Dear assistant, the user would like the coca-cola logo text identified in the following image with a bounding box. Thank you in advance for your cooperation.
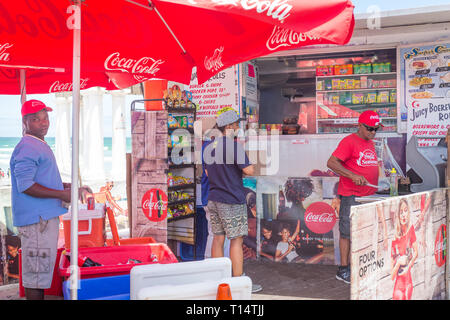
[0,1,68,39]
[304,202,336,234]
[266,26,320,51]
[187,0,292,22]
[0,43,12,62]
[204,46,224,72]
[141,188,168,222]
[142,199,166,211]
[434,224,446,267]
[356,149,378,167]
[49,78,89,93]
[104,52,164,76]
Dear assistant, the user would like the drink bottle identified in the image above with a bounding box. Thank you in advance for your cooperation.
[63,250,102,267]
[389,168,398,196]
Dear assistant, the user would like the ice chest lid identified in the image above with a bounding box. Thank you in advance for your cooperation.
[62,203,105,221]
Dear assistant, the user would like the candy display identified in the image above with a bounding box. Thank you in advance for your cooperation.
[316,62,392,77]
[168,114,194,129]
[169,133,191,148]
[167,173,193,187]
[316,59,396,134]
[163,85,196,110]
[168,191,193,202]
[166,94,197,222]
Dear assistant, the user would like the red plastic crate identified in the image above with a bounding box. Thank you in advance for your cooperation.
[19,247,64,297]
[58,243,178,280]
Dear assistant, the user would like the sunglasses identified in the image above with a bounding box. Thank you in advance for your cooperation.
[362,124,380,132]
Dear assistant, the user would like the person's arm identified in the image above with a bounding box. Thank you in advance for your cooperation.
[23,183,71,203]
[327,155,369,186]
[290,220,300,241]
[242,164,255,176]
[13,148,71,203]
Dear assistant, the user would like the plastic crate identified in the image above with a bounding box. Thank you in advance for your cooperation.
[58,243,177,280]
[19,247,64,298]
[105,237,156,246]
[62,274,130,300]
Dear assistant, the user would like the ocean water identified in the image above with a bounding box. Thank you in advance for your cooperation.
[0,136,132,183]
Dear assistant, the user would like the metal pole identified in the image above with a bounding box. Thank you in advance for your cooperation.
[70,1,81,300]
[20,69,26,137]
[19,69,26,105]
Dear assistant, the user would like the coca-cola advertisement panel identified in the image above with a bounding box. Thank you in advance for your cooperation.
[243,176,340,265]
[350,188,448,300]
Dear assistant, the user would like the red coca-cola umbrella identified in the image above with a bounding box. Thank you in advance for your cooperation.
[1,0,354,88]
[0,0,354,300]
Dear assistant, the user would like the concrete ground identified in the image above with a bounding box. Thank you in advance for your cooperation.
[0,260,349,300]
[244,259,350,300]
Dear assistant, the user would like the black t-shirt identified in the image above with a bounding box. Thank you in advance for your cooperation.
[204,136,251,204]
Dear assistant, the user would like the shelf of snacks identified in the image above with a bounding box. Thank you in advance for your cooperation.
[165,89,197,239]
[315,62,398,135]
[168,163,195,169]
[167,107,197,113]
[168,183,196,191]
[317,119,397,134]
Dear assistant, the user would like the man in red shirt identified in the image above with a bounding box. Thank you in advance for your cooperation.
[327,110,383,283]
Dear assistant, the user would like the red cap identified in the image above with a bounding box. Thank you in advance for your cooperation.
[21,99,53,117]
[358,110,384,127]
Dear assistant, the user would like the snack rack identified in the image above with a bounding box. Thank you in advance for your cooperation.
[167,103,197,223]
[130,98,198,253]
[315,63,398,134]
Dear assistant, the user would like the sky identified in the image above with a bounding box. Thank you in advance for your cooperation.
[1,0,450,137]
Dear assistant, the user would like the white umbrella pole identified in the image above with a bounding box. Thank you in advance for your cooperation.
[70,2,81,301]
[19,69,26,104]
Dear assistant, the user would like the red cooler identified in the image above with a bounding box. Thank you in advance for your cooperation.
[62,204,106,249]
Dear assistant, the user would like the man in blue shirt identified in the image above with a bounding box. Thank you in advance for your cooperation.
[10,99,71,300]
[203,107,261,292]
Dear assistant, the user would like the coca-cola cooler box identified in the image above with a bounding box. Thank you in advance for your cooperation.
[62,203,106,249]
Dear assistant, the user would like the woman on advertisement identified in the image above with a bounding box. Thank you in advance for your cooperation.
[391,199,418,300]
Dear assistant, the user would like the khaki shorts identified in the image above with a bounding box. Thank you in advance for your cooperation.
[207,201,248,239]
[17,217,59,289]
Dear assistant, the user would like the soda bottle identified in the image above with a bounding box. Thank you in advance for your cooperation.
[63,250,102,267]
[278,186,285,210]
[389,168,398,196]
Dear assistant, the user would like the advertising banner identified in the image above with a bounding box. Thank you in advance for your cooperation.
[189,66,239,119]
[350,188,448,300]
[400,43,450,146]
[243,176,340,265]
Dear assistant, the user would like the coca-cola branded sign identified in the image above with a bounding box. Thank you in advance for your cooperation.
[304,202,336,234]
[434,224,446,267]
[141,188,168,222]
[187,0,293,22]
[49,78,89,93]
[204,47,224,72]
[104,52,164,77]
[266,26,319,51]
[0,43,13,62]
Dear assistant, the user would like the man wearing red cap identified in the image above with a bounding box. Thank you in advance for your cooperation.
[10,100,71,300]
[327,110,383,284]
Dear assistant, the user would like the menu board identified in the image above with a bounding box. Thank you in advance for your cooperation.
[189,65,239,119]
[400,43,450,144]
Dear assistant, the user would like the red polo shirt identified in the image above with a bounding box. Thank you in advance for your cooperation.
[332,133,379,197]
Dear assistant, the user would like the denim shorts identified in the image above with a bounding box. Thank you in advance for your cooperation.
[339,195,360,239]
[207,201,248,239]
[17,217,59,289]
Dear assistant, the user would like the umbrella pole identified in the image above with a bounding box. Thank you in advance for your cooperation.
[19,69,26,104]
[70,1,81,301]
